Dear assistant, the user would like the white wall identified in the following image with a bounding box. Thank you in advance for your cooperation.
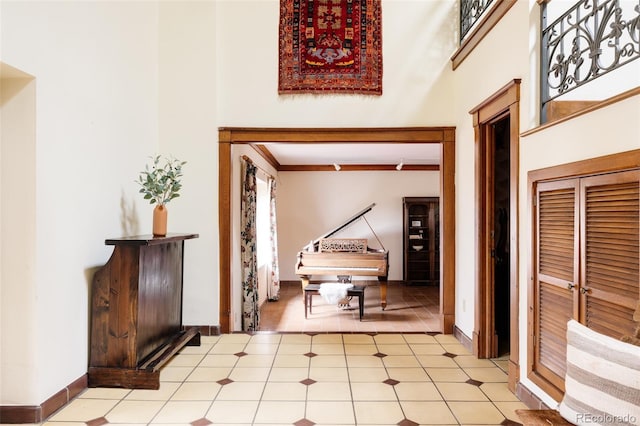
[1,1,161,404]
[517,94,640,407]
[450,0,640,407]
[450,0,532,340]
[218,0,457,331]
[0,65,37,404]
[276,170,440,282]
[157,2,218,327]
[215,0,457,127]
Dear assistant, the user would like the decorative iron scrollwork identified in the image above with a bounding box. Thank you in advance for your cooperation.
[460,0,494,41]
[542,0,640,105]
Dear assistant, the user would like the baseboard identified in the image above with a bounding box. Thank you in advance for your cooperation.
[0,374,87,424]
[182,324,221,336]
[453,325,473,353]
[0,325,222,424]
[516,381,554,410]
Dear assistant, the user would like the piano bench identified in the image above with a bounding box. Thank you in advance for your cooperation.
[304,284,365,321]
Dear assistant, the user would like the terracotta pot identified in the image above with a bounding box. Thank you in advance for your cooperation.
[153,204,168,237]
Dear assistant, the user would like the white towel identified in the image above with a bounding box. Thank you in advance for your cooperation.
[319,283,354,305]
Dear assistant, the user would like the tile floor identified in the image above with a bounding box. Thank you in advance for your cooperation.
[259,282,442,333]
[43,333,527,426]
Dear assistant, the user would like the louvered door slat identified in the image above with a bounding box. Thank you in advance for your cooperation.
[582,171,640,340]
[533,181,578,392]
[586,298,636,338]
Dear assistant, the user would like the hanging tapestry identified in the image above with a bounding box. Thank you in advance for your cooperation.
[278,0,382,95]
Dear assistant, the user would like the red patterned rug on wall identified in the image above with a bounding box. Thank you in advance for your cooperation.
[278,0,382,95]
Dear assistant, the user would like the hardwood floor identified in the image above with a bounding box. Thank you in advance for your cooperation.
[258,281,441,333]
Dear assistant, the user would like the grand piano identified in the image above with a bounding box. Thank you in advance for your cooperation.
[295,203,389,309]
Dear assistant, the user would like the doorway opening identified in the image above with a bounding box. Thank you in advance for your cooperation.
[492,116,511,357]
[218,127,456,335]
[470,79,521,392]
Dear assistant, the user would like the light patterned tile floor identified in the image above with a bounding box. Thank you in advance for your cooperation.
[41,333,527,426]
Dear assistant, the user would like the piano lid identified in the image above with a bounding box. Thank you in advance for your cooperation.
[304,203,385,251]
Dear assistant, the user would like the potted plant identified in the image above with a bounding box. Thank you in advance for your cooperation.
[136,155,186,236]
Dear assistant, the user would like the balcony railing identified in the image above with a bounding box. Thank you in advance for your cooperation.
[541,0,640,121]
[461,0,494,41]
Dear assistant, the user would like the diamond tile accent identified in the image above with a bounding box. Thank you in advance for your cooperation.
[304,352,318,358]
[294,418,316,426]
[234,351,248,357]
[443,352,457,358]
[216,378,234,385]
[86,417,109,426]
[374,352,387,358]
[383,378,400,386]
[397,419,419,426]
[300,378,317,386]
[191,418,213,426]
[466,378,484,387]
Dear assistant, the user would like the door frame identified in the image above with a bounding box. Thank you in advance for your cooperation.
[470,79,521,392]
[217,127,456,334]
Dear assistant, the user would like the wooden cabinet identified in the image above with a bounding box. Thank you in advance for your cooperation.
[89,233,199,389]
[403,197,439,285]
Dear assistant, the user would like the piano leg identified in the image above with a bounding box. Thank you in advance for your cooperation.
[300,275,311,293]
[378,276,388,310]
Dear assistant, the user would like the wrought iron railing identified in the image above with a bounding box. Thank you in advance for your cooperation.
[460,0,494,41]
[541,0,640,120]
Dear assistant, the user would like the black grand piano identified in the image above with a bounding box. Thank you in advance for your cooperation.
[294,203,389,309]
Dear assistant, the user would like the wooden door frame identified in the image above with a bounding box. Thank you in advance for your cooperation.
[470,79,521,392]
[217,127,456,334]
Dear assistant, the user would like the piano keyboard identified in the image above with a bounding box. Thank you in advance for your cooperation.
[306,266,380,271]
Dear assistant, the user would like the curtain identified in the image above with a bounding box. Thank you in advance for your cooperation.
[240,158,259,331]
[267,177,280,301]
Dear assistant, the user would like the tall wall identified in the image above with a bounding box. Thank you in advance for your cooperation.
[157,1,218,329]
[0,1,160,404]
[214,0,457,127]
[449,0,532,340]
[1,65,37,405]
[0,0,217,406]
[518,95,640,406]
[215,0,458,332]
[450,0,640,407]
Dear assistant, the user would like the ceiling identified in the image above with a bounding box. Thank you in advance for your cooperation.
[260,142,441,167]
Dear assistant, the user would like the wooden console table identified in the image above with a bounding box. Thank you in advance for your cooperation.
[88,233,199,389]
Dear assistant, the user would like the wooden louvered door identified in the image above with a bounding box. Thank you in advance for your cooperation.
[531,169,640,400]
[580,171,640,339]
[533,179,580,396]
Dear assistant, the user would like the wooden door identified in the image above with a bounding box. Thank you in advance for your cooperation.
[580,170,639,338]
[532,179,580,395]
[531,169,639,400]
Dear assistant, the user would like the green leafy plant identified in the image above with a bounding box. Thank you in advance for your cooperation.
[136,155,186,205]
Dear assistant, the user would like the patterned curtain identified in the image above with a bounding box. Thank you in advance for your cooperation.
[267,177,280,301]
[240,158,259,331]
